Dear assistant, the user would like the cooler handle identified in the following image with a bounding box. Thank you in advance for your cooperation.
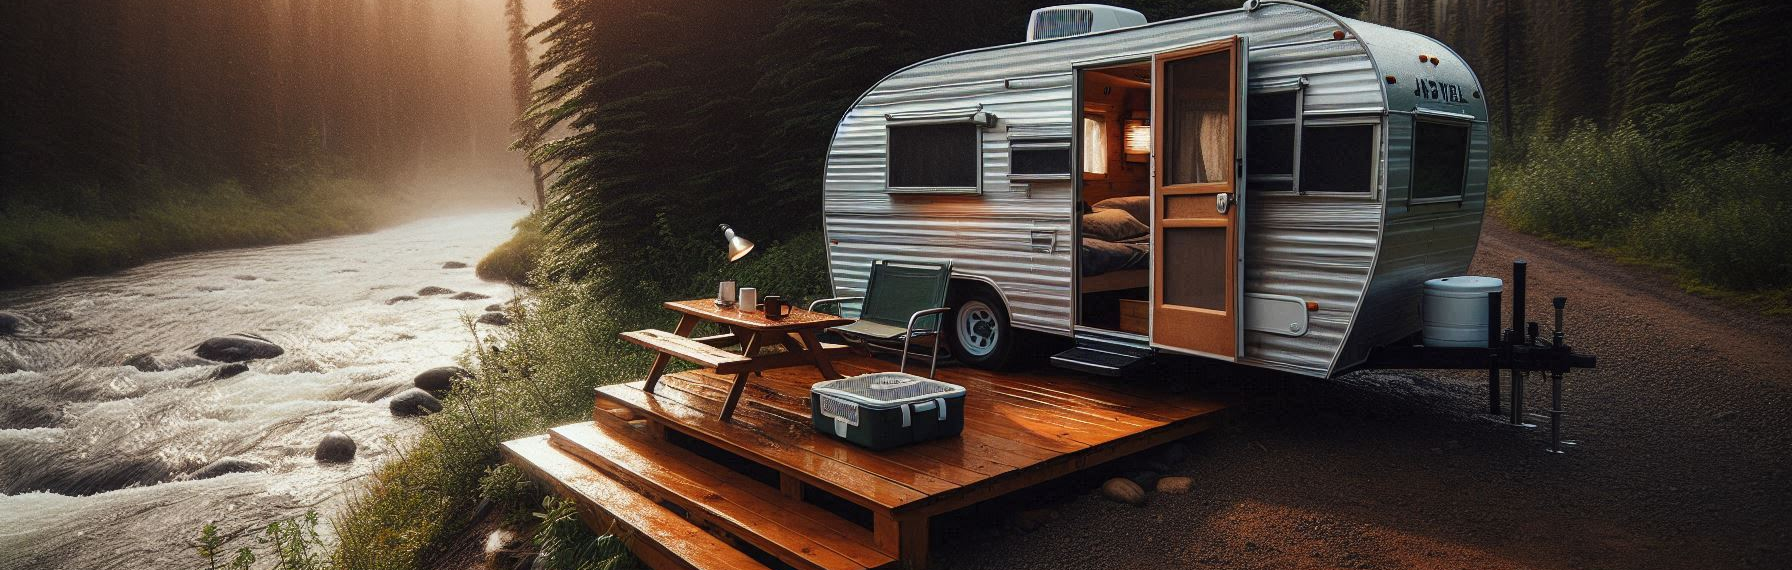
[909,398,948,422]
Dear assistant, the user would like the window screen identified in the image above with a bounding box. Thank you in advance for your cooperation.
[1410,121,1468,201]
[1011,142,1070,176]
[888,124,979,190]
[1300,124,1375,193]
[1246,89,1299,192]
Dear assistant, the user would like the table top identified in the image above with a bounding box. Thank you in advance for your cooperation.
[664,299,854,332]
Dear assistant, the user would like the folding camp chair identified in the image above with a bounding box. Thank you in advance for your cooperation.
[808,259,952,378]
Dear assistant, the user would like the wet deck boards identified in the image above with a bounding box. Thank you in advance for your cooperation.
[578,355,1229,569]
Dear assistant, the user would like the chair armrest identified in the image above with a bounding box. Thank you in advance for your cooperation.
[906,307,953,336]
[808,297,865,314]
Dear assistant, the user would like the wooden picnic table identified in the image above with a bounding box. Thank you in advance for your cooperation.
[623,299,854,421]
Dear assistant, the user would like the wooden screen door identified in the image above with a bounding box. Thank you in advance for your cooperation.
[1151,37,1243,359]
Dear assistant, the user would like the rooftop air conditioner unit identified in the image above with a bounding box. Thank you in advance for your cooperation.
[1025,5,1148,42]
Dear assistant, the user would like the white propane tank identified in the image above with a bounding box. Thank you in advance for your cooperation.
[1422,276,1504,347]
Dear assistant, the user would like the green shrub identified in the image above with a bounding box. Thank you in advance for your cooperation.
[532,497,641,570]
[1493,121,1675,240]
[477,215,546,285]
[1492,122,1792,293]
[1629,147,1792,289]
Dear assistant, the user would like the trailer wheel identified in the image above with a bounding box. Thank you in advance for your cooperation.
[947,285,1014,370]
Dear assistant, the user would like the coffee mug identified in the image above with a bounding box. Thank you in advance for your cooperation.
[738,288,758,312]
[764,295,787,320]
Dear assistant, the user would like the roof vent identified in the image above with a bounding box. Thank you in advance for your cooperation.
[1025,5,1147,42]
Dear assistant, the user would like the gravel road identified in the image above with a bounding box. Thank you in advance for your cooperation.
[931,219,1792,570]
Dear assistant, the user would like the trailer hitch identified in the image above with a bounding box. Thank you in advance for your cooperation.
[1362,260,1597,453]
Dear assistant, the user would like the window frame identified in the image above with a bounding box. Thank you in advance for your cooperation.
[1245,80,1304,195]
[1407,112,1472,205]
[1404,112,1476,206]
[1007,136,1074,181]
[1297,115,1382,195]
[884,117,988,195]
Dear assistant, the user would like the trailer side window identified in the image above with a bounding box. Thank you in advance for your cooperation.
[1010,137,1072,178]
[1246,87,1300,192]
[888,123,980,193]
[1300,123,1376,193]
[1410,119,1469,202]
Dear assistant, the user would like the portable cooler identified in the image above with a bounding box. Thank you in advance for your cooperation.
[811,373,965,450]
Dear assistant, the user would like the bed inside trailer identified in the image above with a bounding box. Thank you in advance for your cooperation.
[1075,61,1153,333]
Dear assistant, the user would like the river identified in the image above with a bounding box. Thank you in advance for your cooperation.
[0,210,525,570]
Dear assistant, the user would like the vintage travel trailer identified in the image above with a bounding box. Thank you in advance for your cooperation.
[820,1,1494,378]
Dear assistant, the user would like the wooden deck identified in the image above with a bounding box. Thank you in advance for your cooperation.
[503,355,1228,570]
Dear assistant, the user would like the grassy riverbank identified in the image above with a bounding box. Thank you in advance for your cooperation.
[0,175,403,289]
[329,230,828,569]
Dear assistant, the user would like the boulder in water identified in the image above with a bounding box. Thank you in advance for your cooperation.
[0,311,28,335]
[484,303,504,312]
[210,362,250,380]
[477,312,512,326]
[190,457,267,480]
[124,352,215,372]
[451,291,490,301]
[386,295,418,305]
[442,261,469,269]
[413,366,471,396]
[194,334,284,363]
[315,431,357,463]
[417,286,454,296]
[390,388,443,417]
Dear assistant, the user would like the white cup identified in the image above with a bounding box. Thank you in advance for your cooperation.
[718,281,737,305]
[738,288,758,312]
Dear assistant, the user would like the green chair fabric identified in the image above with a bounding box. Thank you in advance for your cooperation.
[858,260,952,332]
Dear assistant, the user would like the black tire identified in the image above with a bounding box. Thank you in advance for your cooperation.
[946,284,1016,370]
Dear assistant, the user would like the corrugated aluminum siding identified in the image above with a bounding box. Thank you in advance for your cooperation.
[825,2,1484,377]
[1338,19,1491,370]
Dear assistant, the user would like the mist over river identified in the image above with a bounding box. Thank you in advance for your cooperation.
[0,210,525,569]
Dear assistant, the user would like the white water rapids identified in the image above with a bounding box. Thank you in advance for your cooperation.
[0,210,525,569]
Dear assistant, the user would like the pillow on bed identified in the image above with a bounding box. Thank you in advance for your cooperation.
[1091,195,1150,225]
[1081,208,1149,242]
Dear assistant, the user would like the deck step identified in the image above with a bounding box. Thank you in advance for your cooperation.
[551,418,896,570]
[1049,346,1149,377]
[500,435,771,570]
[595,381,932,514]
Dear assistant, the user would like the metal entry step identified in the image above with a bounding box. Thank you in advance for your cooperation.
[1051,329,1153,377]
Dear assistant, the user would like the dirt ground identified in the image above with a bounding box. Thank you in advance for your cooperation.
[928,219,1792,570]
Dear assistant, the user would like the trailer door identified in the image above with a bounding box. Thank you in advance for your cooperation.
[1150,37,1243,359]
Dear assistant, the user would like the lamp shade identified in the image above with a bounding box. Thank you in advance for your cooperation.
[720,224,755,262]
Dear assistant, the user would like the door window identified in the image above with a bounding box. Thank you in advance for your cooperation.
[1164,52,1233,185]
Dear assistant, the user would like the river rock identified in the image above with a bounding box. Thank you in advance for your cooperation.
[390,388,443,417]
[442,261,469,269]
[1100,477,1146,506]
[191,457,267,480]
[194,334,284,363]
[1147,441,1191,472]
[386,295,419,305]
[315,431,357,463]
[477,312,512,326]
[124,352,215,372]
[484,528,529,569]
[451,291,490,301]
[414,366,472,396]
[0,311,27,335]
[418,286,454,296]
[209,362,251,380]
[484,303,503,312]
[1156,476,1194,495]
